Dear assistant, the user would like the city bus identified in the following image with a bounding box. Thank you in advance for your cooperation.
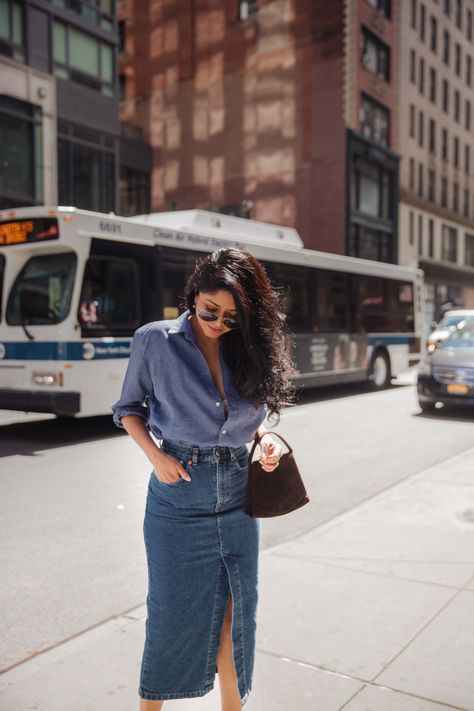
[0,206,423,418]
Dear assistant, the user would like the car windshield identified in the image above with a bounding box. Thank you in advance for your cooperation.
[439,320,474,348]
[439,314,472,328]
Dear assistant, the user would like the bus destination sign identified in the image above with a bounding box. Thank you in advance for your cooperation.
[0,218,59,246]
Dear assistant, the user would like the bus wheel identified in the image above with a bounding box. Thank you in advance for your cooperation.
[369,350,391,389]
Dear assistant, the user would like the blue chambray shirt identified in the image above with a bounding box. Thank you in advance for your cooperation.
[111,309,267,447]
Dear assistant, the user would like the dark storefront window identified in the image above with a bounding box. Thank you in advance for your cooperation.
[361,27,390,81]
[119,165,150,216]
[0,96,42,208]
[0,0,24,61]
[59,134,116,213]
[53,20,114,96]
[360,94,389,147]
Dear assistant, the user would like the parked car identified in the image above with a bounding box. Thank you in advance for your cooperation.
[417,318,474,412]
[427,309,474,352]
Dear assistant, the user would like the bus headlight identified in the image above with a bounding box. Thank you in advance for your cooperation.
[32,372,58,386]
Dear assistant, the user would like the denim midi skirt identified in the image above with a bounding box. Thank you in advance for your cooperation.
[139,438,260,705]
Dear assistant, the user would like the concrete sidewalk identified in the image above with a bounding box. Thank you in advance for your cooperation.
[2,446,474,711]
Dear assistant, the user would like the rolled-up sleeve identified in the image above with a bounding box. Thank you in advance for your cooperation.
[111,327,153,429]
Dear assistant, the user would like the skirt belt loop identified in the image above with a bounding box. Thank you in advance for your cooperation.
[192,447,199,466]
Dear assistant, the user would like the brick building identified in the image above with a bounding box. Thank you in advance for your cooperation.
[118,0,399,259]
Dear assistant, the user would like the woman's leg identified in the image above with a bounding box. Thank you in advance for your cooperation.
[139,700,164,710]
[216,596,241,711]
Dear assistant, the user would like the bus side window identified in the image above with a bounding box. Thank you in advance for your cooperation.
[315,270,349,332]
[271,263,311,333]
[79,257,140,332]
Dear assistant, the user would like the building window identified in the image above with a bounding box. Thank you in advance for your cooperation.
[118,19,126,54]
[467,55,472,86]
[465,100,471,130]
[0,96,43,208]
[409,210,415,245]
[465,144,470,175]
[350,225,392,262]
[429,119,436,153]
[118,73,126,102]
[454,136,459,167]
[410,157,415,189]
[441,175,448,206]
[468,9,473,41]
[58,125,116,213]
[420,3,426,41]
[442,127,448,160]
[351,157,392,220]
[0,0,25,62]
[360,94,390,147]
[428,169,435,201]
[48,0,114,30]
[441,225,457,261]
[430,15,438,51]
[410,49,416,83]
[455,0,462,28]
[409,104,415,137]
[428,219,434,257]
[361,27,390,81]
[419,57,425,94]
[52,21,114,96]
[239,1,258,20]
[464,188,470,218]
[119,165,151,217]
[442,79,449,112]
[465,233,474,266]
[418,163,424,197]
[455,43,461,76]
[453,182,459,212]
[367,0,391,19]
[411,0,417,28]
[444,0,451,17]
[418,214,423,254]
[443,30,450,66]
[454,90,460,121]
[419,110,424,147]
[429,67,437,102]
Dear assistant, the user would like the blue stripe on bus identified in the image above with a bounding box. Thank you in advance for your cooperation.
[367,335,415,345]
[0,341,131,361]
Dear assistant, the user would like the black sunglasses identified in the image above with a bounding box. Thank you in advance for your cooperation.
[196,307,239,330]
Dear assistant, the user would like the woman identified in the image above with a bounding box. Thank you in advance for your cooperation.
[112,248,295,710]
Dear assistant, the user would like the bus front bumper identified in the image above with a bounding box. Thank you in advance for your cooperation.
[0,389,80,417]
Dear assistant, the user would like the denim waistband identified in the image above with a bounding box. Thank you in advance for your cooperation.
[160,438,248,463]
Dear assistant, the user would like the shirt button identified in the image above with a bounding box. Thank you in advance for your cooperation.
[216,402,221,406]
[222,429,227,434]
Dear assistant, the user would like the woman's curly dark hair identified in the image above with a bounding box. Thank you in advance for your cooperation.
[184,248,297,423]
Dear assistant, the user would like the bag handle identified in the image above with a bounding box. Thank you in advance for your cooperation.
[249,430,293,462]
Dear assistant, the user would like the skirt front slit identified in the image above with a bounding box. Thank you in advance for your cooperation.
[139,439,259,706]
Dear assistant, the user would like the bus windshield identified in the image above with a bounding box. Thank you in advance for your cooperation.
[7,252,76,325]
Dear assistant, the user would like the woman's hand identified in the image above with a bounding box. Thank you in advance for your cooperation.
[149,449,191,484]
[259,435,283,472]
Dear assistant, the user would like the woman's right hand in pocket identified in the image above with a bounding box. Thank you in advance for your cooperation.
[149,449,191,483]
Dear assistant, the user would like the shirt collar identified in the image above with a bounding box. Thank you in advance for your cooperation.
[168,309,195,343]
